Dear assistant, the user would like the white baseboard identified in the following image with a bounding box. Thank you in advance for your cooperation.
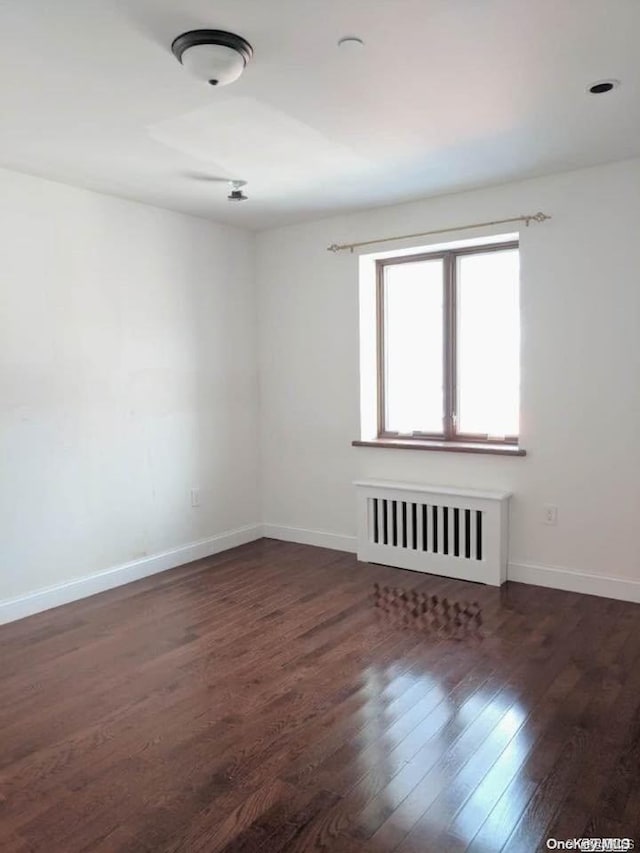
[5,524,639,626]
[263,525,640,605]
[0,524,262,626]
[507,561,640,604]
[262,523,357,554]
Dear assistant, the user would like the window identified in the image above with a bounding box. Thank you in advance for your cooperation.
[376,240,520,446]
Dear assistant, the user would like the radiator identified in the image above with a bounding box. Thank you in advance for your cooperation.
[355,479,511,586]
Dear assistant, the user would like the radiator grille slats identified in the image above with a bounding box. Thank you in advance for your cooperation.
[357,480,510,586]
[368,497,484,561]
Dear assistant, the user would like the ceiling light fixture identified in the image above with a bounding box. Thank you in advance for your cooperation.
[171,30,253,87]
[227,180,248,202]
[588,79,619,94]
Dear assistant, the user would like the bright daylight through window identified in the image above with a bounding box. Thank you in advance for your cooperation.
[378,241,520,445]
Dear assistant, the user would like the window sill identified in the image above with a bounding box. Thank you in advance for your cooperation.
[352,438,526,457]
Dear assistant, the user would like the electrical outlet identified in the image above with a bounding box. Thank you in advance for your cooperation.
[543,505,558,525]
[190,488,201,508]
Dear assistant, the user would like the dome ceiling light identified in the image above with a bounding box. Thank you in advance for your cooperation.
[171,30,253,87]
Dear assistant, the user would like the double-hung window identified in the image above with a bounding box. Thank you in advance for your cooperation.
[376,240,520,447]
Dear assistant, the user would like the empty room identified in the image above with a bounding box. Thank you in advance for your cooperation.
[1,1,640,851]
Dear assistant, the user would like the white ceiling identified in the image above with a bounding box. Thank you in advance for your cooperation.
[1,0,639,229]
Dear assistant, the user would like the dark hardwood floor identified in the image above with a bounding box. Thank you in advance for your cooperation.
[1,539,639,852]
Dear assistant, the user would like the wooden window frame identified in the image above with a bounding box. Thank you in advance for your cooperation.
[376,239,520,446]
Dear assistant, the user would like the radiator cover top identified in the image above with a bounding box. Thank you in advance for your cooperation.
[355,479,511,586]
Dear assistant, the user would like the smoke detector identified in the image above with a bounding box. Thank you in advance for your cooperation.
[337,36,365,50]
[171,30,253,87]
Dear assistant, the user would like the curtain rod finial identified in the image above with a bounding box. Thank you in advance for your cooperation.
[327,243,340,253]
[525,211,552,226]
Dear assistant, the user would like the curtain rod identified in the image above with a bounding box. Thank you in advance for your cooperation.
[326,212,551,253]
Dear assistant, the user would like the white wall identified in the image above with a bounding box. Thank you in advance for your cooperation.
[0,168,259,608]
[4,157,640,617]
[257,158,640,589]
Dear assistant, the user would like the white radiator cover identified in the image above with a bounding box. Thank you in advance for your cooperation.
[355,479,511,586]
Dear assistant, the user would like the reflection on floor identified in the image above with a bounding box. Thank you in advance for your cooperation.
[1,538,639,852]
[372,581,483,641]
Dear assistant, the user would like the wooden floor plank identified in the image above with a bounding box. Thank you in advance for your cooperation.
[1,538,639,852]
